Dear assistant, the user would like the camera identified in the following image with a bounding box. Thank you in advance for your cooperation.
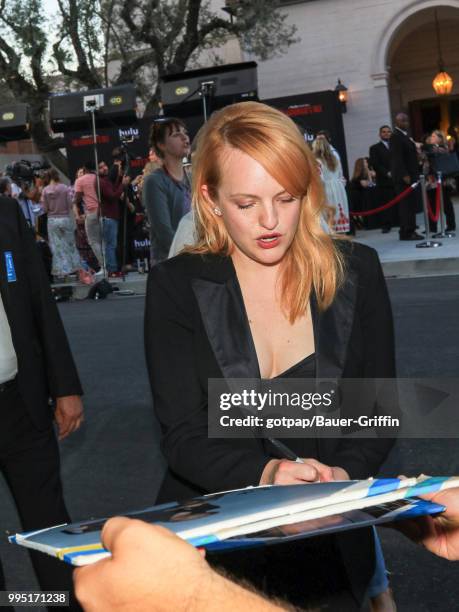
[5,160,50,185]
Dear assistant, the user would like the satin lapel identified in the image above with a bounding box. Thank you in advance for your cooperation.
[192,255,358,382]
[312,266,358,380]
[191,276,260,380]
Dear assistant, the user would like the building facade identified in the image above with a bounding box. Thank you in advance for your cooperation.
[210,0,459,172]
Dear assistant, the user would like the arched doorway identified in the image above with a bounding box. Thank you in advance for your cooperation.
[386,5,459,140]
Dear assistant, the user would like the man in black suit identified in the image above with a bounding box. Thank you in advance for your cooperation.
[0,196,83,606]
[389,113,423,240]
[369,125,397,233]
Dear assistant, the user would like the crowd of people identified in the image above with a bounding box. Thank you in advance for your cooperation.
[1,109,456,284]
[136,112,459,262]
[1,101,458,612]
[0,151,159,283]
[349,114,457,240]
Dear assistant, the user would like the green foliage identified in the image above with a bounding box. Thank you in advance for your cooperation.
[108,0,298,106]
[0,0,298,157]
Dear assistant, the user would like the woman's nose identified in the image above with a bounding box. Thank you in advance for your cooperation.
[258,204,279,230]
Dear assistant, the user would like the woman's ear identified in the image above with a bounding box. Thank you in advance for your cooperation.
[201,184,213,204]
[201,185,223,217]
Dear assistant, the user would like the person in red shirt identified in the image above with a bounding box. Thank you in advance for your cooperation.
[98,161,130,277]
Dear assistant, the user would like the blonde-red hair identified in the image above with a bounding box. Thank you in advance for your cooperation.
[187,101,345,322]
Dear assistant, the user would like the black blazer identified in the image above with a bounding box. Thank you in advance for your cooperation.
[0,197,82,430]
[390,128,419,184]
[369,142,394,188]
[145,241,397,606]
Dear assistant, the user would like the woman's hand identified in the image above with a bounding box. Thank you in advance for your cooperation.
[331,466,350,481]
[260,458,349,485]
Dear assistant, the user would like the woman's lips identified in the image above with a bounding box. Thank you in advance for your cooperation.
[256,234,281,249]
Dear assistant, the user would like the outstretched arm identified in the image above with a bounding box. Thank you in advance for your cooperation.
[74,517,291,612]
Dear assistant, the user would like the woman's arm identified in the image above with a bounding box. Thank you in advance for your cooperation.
[40,188,48,213]
[144,263,270,493]
[142,174,175,254]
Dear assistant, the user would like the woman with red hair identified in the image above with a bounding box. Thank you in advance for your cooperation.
[145,102,398,610]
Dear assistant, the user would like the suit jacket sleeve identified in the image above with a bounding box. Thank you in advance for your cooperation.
[142,174,175,253]
[390,134,408,183]
[369,145,389,179]
[17,203,83,398]
[335,247,397,479]
[145,264,270,493]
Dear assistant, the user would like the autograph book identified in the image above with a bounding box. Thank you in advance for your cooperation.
[9,475,458,566]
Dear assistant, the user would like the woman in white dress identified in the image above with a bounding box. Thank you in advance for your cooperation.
[312,137,350,233]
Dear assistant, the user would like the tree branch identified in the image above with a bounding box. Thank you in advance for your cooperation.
[55,0,102,88]
[115,49,157,84]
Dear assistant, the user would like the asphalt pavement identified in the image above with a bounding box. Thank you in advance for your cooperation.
[1,274,458,611]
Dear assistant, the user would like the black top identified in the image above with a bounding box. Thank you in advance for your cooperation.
[273,352,316,379]
[271,352,320,463]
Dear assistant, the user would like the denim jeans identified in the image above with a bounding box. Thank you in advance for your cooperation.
[102,217,119,272]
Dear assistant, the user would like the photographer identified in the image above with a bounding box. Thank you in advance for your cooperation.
[5,161,49,229]
[0,176,12,197]
[108,146,139,272]
[109,147,127,184]
[17,181,40,228]
[422,130,456,233]
[98,160,131,277]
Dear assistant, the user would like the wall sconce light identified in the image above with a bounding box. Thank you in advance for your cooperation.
[335,79,348,113]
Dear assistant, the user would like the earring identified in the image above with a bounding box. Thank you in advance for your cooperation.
[213,207,222,216]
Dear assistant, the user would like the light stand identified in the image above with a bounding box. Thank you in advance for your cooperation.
[84,96,108,279]
[198,81,215,122]
[119,139,134,281]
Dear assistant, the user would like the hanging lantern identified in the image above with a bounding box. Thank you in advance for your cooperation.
[432,9,453,96]
[433,70,453,95]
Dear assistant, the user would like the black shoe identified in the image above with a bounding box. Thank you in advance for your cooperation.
[400,232,424,241]
[446,226,456,232]
[381,227,391,234]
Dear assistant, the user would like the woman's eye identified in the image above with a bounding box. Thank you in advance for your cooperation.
[279,197,296,203]
[237,203,254,210]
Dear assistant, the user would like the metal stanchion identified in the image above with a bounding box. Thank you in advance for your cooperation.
[433,171,455,239]
[416,175,442,249]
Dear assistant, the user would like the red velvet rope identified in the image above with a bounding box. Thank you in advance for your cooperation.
[350,183,418,217]
[427,181,441,222]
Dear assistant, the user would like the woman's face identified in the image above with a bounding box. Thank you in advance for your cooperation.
[160,125,190,160]
[202,147,302,267]
[430,132,441,145]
